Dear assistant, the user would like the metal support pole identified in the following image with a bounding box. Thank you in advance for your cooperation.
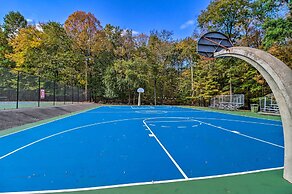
[230,77,233,104]
[72,86,74,104]
[77,87,80,103]
[16,71,20,109]
[53,80,56,106]
[138,92,141,106]
[89,88,92,102]
[38,77,41,107]
[64,86,66,104]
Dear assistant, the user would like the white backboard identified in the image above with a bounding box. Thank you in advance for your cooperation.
[137,88,144,93]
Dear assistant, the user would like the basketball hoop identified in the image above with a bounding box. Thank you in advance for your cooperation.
[137,88,144,106]
[197,32,233,58]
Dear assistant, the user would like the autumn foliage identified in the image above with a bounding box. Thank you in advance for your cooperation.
[0,1,291,105]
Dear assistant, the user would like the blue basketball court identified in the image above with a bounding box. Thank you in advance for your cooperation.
[0,106,284,193]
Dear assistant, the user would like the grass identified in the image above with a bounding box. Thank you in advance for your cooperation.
[45,169,292,194]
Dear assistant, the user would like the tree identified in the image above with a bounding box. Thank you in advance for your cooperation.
[6,26,43,72]
[64,11,103,99]
[147,30,174,105]
[175,37,199,102]
[0,28,12,67]
[3,11,27,39]
[252,0,288,21]
[268,41,292,69]
[103,58,148,104]
[198,0,250,41]
[263,18,292,48]
[5,22,82,85]
[31,22,81,82]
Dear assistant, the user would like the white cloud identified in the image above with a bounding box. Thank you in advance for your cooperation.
[180,19,195,30]
[132,30,139,36]
[26,18,43,31]
[121,29,139,36]
[35,23,43,32]
[26,18,33,23]
[121,29,127,36]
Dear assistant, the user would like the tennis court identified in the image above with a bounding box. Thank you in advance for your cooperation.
[0,106,284,193]
[0,101,80,110]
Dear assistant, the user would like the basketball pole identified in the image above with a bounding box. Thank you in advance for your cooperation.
[137,88,144,106]
[138,92,141,106]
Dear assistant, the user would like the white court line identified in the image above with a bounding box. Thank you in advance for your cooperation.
[146,120,195,123]
[198,120,284,149]
[107,106,135,110]
[131,106,155,110]
[0,117,192,160]
[136,115,281,127]
[83,110,203,114]
[0,167,283,194]
[135,110,168,114]
[0,116,284,191]
[179,106,282,122]
[193,117,282,127]
[142,117,284,149]
[0,106,100,139]
[83,111,198,114]
[131,106,174,110]
[0,117,145,160]
[143,119,188,179]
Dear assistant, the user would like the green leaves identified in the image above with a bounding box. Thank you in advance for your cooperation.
[263,18,292,48]
[198,0,250,41]
[0,6,291,105]
[3,11,27,39]
[103,58,148,101]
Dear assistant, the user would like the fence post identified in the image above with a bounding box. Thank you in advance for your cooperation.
[77,87,80,103]
[16,71,20,109]
[71,85,74,104]
[53,80,56,106]
[64,85,66,105]
[38,76,41,107]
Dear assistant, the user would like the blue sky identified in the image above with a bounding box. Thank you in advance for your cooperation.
[0,0,211,39]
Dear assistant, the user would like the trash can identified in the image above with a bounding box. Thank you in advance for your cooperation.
[250,104,259,113]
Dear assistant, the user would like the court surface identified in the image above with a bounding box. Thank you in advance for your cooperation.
[0,106,284,193]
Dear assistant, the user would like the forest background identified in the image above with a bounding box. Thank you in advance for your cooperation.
[0,0,291,107]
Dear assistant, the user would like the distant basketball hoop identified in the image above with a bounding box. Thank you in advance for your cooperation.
[137,88,144,106]
[197,32,233,58]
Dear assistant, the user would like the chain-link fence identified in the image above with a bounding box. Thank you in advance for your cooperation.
[0,66,88,110]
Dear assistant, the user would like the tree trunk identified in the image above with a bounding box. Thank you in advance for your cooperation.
[191,65,194,105]
[160,84,164,105]
[128,91,131,105]
[133,93,136,105]
[85,58,88,101]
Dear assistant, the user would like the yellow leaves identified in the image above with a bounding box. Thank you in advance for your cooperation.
[64,11,102,52]
[253,74,265,85]
[268,41,292,69]
[6,26,43,69]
